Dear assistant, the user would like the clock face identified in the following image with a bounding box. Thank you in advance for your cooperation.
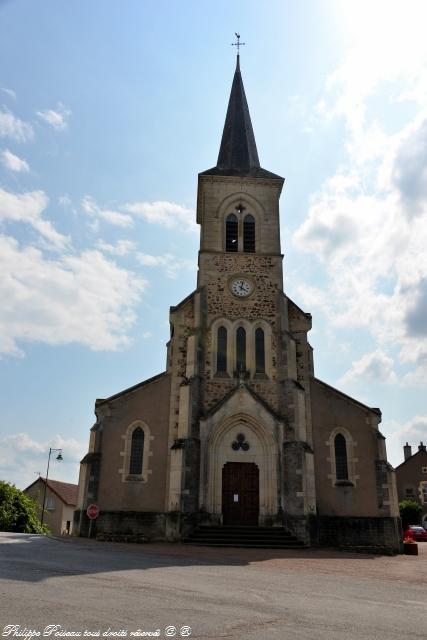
[230,278,253,297]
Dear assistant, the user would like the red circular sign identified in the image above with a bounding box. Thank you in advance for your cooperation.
[86,503,99,520]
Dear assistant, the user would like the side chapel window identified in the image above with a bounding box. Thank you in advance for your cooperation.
[236,327,246,373]
[255,328,265,374]
[217,326,227,373]
[334,433,349,481]
[129,427,144,475]
[243,214,255,253]
[226,214,238,252]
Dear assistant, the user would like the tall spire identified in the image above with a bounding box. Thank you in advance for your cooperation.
[216,54,260,172]
[200,52,283,180]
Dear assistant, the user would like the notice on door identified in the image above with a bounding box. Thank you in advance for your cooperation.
[233,494,239,502]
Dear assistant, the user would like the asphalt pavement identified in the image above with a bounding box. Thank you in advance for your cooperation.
[0,532,425,640]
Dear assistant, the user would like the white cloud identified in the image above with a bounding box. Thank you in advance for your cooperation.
[0,235,146,357]
[340,350,397,386]
[294,9,427,386]
[58,194,72,208]
[0,107,34,142]
[37,102,71,131]
[1,148,29,172]
[82,196,133,228]
[124,200,197,233]
[383,415,427,467]
[96,239,136,256]
[137,252,194,279]
[0,432,86,489]
[1,88,16,100]
[0,188,68,249]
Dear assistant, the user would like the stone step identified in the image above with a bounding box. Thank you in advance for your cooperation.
[183,540,306,549]
[183,525,305,549]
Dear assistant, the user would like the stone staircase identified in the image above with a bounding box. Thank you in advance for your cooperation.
[183,525,306,549]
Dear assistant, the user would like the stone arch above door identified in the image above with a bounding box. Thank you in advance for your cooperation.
[202,413,279,521]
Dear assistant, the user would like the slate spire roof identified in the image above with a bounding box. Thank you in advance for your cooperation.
[200,55,283,180]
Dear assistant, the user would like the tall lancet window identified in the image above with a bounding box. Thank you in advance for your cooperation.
[243,214,255,253]
[334,434,349,481]
[236,327,246,373]
[217,326,227,373]
[129,427,144,475]
[226,214,238,252]
[255,328,265,374]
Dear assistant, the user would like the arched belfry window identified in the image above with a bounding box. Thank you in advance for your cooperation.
[236,327,246,373]
[243,214,255,253]
[129,427,145,475]
[334,433,348,480]
[226,214,238,252]
[255,328,265,374]
[217,326,227,373]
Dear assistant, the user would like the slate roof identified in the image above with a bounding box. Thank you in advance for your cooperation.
[201,56,283,181]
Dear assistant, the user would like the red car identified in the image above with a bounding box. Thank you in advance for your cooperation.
[403,526,427,541]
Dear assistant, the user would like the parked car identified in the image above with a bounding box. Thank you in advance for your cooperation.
[403,526,427,541]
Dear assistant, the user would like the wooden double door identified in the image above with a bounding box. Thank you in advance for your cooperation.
[222,462,259,526]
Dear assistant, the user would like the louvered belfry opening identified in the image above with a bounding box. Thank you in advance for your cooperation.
[243,214,255,252]
[226,214,238,252]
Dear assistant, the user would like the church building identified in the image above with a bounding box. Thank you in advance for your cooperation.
[75,53,401,551]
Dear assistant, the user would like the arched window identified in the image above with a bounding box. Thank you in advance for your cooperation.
[129,427,144,475]
[226,214,238,252]
[334,433,348,480]
[243,214,255,253]
[217,326,227,373]
[255,328,265,374]
[236,327,246,373]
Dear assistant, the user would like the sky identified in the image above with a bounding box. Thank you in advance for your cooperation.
[0,0,426,489]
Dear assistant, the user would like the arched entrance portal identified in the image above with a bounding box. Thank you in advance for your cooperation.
[222,462,259,525]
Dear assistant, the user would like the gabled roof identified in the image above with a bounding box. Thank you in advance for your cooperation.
[95,371,168,407]
[204,380,281,422]
[200,56,283,181]
[395,447,427,471]
[312,377,382,417]
[25,477,78,506]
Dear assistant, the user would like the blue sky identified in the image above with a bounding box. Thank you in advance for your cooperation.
[1,0,426,488]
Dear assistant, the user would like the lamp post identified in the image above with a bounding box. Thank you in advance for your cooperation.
[40,447,63,526]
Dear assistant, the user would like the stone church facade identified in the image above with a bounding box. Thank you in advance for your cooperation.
[75,56,401,550]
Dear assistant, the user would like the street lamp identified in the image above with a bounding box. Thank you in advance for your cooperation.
[40,448,63,526]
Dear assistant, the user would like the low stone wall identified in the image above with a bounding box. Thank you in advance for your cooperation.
[74,510,168,540]
[317,516,402,553]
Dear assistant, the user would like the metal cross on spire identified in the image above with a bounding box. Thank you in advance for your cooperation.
[231,33,245,54]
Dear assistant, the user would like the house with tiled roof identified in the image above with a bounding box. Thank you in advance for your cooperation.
[24,477,77,536]
[395,442,427,528]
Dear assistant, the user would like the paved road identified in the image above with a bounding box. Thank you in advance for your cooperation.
[0,533,425,639]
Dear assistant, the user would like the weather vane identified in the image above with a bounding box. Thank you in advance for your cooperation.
[231,33,245,54]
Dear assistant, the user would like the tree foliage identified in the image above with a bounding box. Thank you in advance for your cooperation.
[399,499,422,529]
[0,481,48,534]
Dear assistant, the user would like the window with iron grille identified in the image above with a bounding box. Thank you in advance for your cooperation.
[334,433,349,480]
[226,214,238,252]
[243,214,255,252]
[255,327,265,373]
[129,427,144,475]
[217,326,227,372]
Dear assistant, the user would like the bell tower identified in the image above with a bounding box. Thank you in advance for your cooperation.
[197,53,285,294]
[166,50,316,539]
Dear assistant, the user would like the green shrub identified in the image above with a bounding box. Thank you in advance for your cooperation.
[399,499,422,529]
[0,481,49,534]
